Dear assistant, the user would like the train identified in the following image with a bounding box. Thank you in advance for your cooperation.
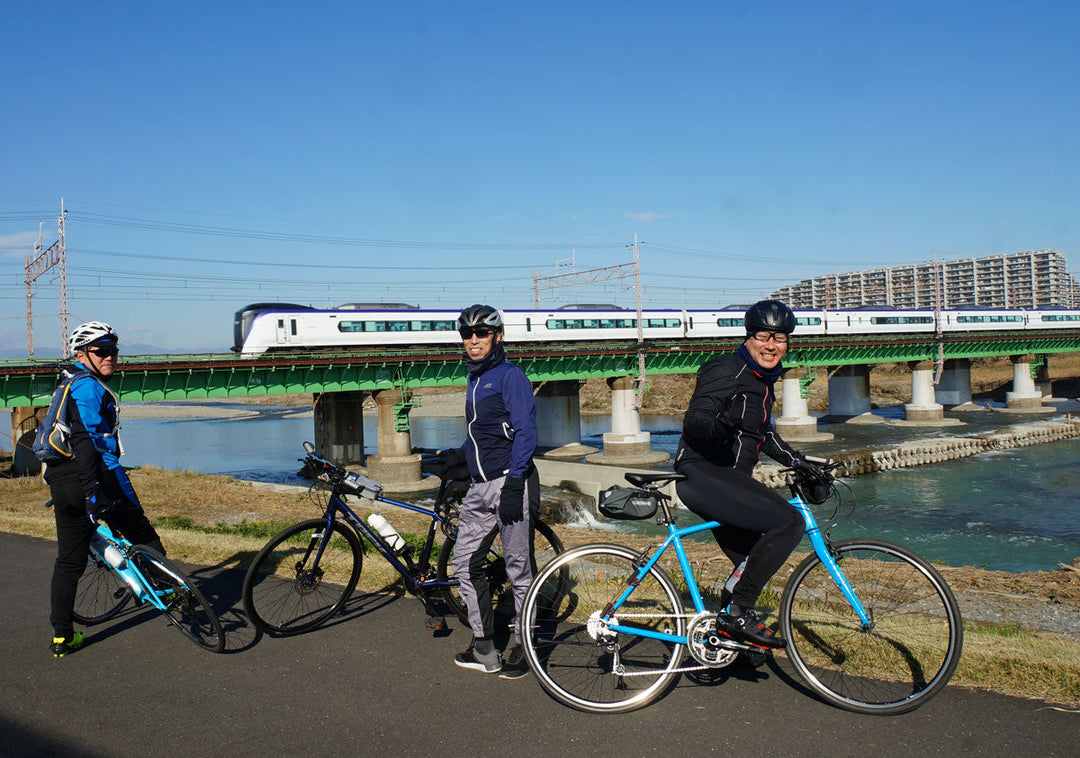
[233,302,1080,355]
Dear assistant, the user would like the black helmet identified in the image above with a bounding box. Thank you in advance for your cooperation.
[744,300,796,335]
[458,304,503,332]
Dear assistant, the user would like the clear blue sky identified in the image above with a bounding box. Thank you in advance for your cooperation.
[2,1,1077,353]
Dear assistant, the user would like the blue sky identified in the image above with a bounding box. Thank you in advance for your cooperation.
[2,1,1077,352]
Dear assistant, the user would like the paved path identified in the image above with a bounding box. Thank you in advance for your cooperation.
[2,532,1076,757]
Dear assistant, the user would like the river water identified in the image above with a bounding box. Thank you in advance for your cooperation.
[100,400,1080,574]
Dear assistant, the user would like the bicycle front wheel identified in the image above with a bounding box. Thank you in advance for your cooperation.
[73,551,131,625]
[437,519,565,626]
[242,519,363,637]
[130,546,226,653]
[521,544,685,714]
[779,539,963,715]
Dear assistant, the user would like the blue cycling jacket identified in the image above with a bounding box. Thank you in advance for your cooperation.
[67,360,124,470]
[462,359,537,482]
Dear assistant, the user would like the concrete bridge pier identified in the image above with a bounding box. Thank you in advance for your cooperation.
[313,391,366,465]
[828,365,878,422]
[1006,355,1046,410]
[904,361,945,421]
[364,388,426,489]
[535,380,597,459]
[935,359,972,407]
[775,368,832,441]
[1034,358,1057,400]
[585,376,668,466]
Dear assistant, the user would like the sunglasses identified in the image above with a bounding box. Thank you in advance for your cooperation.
[88,346,119,358]
[459,327,495,340]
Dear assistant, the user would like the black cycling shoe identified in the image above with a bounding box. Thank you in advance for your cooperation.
[716,606,786,650]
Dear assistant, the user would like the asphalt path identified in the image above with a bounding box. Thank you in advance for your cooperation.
[2,532,1077,757]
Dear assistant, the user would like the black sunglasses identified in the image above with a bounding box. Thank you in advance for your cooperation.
[459,327,495,339]
[88,345,119,358]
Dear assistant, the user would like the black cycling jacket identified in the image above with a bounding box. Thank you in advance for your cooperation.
[675,351,801,475]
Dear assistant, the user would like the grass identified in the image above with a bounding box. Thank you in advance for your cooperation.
[2,464,1078,709]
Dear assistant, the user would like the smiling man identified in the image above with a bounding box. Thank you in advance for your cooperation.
[674,300,828,650]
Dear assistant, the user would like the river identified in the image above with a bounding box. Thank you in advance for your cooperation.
[90,399,1080,574]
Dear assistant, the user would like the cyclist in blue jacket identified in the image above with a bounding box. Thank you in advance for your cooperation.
[46,321,164,657]
[450,304,538,679]
[675,300,826,650]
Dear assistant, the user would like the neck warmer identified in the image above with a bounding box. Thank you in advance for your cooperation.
[737,343,783,383]
[464,342,506,375]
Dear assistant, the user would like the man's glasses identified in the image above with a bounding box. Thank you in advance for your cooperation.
[459,327,495,340]
[751,332,789,345]
[88,346,119,358]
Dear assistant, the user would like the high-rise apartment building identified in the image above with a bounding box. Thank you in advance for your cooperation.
[770,250,1079,310]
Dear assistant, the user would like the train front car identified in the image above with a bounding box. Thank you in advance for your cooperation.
[234,303,316,354]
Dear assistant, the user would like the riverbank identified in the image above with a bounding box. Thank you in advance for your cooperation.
[0,465,1076,707]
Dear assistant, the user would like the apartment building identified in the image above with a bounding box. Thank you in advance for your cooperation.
[770,249,1079,309]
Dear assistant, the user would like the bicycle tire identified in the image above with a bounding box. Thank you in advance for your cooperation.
[779,539,963,715]
[521,543,686,714]
[436,518,565,626]
[242,519,363,637]
[130,546,226,653]
[72,551,131,625]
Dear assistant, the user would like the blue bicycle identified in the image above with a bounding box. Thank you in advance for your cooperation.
[520,464,963,714]
[73,522,226,652]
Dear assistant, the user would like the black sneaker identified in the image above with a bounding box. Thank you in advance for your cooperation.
[716,607,786,650]
[498,645,530,680]
[51,631,85,658]
[454,647,501,674]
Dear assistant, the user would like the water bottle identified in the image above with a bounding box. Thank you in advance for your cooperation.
[367,513,407,554]
[90,531,126,569]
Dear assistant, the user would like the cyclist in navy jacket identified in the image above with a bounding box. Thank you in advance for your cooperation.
[675,301,826,650]
[451,304,538,679]
[45,322,164,658]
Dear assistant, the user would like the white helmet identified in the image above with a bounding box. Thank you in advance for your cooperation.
[70,321,118,352]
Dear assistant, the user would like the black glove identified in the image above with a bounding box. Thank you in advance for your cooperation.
[422,448,467,480]
[498,476,525,525]
[793,457,827,481]
[712,398,744,440]
[85,490,118,523]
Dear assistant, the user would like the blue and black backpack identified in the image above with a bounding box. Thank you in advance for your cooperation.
[32,368,91,464]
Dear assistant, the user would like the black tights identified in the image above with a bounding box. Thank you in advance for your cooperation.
[675,459,803,609]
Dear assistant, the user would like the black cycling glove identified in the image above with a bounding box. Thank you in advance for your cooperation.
[85,490,118,523]
[498,476,525,525]
[793,457,827,481]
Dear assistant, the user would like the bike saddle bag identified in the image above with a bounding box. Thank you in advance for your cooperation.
[598,486,659,520]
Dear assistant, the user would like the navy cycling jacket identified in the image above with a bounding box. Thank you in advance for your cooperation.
[462,359,537,482]
[676,351,801,475]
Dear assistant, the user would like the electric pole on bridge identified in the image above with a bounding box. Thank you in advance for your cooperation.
[24,199,69,359]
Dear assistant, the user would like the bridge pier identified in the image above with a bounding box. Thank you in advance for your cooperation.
[535,380,597,458]
[1006,355,1047,410]
[585,376,668,466]
[775,368,832,441]
[903,361,945,422]
[935,359,972,407]
[1034,357,1057,400]
[827,365,876,420]
[313,391,366,466]
[364,389,426,488]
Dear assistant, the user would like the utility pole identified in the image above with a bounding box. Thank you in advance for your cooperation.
[25,199,69,358]
[627,233,646,408]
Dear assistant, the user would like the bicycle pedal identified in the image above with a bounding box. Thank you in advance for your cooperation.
[425,616,447,632]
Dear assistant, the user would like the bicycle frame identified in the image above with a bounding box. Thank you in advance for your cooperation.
[603,493,872,644]
[89,523,186,613]
[315,486,461,594]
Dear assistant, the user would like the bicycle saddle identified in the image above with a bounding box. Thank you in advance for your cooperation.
[624,472,687,488]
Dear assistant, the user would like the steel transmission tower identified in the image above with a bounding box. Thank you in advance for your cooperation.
[25,199,69,358]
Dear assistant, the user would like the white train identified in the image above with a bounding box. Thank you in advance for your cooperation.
[233,303,1080,355]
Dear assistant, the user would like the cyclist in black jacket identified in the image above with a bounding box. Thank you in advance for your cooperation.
[674,300,825,649]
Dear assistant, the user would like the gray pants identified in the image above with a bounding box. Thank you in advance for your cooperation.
[451,475,534,642]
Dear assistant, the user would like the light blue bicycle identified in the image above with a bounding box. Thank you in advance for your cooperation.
[520,464,963,714]
[73,521,226,652]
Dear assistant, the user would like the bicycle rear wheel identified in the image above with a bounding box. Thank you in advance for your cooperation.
[242,519,363,637]
[130,546,225,653]
[521,544,685,714]
[73,552,130,625]
[437,519,565,626]
[779,539,963,715]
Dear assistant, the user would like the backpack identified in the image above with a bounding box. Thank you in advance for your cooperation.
[32,369,91,464]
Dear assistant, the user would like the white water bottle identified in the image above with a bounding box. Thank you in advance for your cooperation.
[91,531,126,569]
[367,513,407,554]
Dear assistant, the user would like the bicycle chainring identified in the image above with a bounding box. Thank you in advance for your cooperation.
[686,612,740,668]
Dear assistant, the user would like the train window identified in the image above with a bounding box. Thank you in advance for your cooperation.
[956,315,1023,324]
[1043,314,1080,322]
[337,320,455,333]
[796,317,822,326]
[716,318,742,327]
[870,316,933,325]
[290,320,298,336]
[645,318,681,328]
[526,318,532,332]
